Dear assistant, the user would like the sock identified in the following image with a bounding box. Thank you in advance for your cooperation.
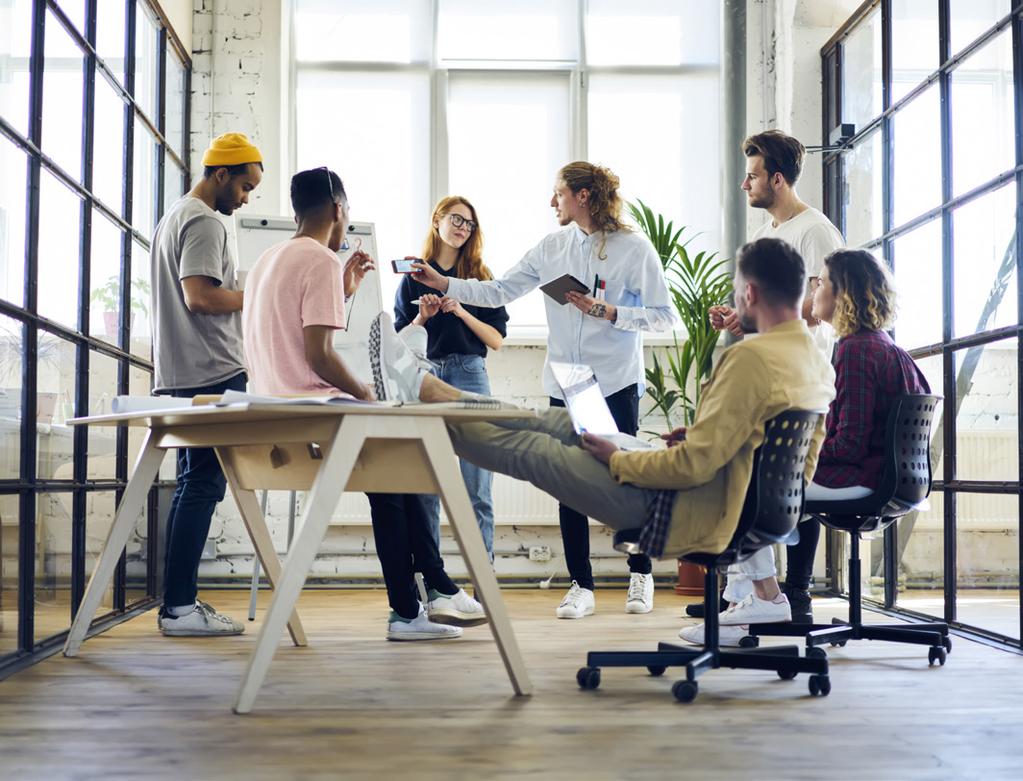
[772,594,788,604]
[166,602,197,618]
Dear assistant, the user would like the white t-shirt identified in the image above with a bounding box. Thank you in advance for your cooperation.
[752,207,844,357]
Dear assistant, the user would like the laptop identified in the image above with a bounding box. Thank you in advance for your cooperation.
[549,363,657,451]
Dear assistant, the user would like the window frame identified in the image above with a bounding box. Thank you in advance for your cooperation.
[821,0,1023,651]
[286,0,719,340]
[0,0,190,675]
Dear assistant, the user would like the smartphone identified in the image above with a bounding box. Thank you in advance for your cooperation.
[391,258,419,274]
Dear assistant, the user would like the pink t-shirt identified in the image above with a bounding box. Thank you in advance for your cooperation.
[243,236,348,395]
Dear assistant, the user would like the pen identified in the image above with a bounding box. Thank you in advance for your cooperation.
[593,274,599,297]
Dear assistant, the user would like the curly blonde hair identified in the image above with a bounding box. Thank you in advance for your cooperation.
[825,249,897,338]
[557,161,631,260]
[421,195,493,282]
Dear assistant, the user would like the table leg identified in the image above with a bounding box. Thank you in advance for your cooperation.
[64,431,166,657]
[420,419,533,697]
[219,456,308,647]
[233,417,366,714]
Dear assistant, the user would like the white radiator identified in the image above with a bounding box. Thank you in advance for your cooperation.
[325,472,561,526]
[913,429,1017,530]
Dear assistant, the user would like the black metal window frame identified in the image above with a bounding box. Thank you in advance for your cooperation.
[821,0,1023,651]
[0,0,191,677]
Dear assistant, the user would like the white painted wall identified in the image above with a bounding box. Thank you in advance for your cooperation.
[155,0,193,52]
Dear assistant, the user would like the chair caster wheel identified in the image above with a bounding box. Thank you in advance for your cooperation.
[808,674,831,696]
[647,665,667,677]
[738,635,759,648]
[942,636,952,654]
[928,646,947,666]
[672,680,698,703]
[806,646,827,660]
[830,640,847,648]
[777,667,798,681]
[577,666,601,690]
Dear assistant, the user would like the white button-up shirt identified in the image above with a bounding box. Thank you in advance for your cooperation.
[446,226,677,399]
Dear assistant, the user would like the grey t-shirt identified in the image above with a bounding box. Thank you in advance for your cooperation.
[150,196,245,392]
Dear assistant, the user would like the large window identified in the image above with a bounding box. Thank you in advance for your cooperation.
[291,0,722,329]
[0,1,189,672]
[822,0,1022,647]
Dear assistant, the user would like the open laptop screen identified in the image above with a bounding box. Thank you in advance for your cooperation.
[551,363,620,436]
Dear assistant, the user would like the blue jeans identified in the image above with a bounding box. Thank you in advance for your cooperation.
[162,371,248,607]
[421,354,495,558]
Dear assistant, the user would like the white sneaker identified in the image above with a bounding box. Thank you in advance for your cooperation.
[719,593,791,626]
[158,601,244,637]
[426,589,488,627]
[369,312,428,401]
[397,323,434,371]
[625,572,654,614]
[555,581,595,619]
[387,605,463,641]
[678,622,749,647]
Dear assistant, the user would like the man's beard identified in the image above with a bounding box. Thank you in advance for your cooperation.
[738,312,757,333]
[748,190,775,210]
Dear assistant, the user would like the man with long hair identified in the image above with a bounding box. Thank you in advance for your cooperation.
[412,162,676,620]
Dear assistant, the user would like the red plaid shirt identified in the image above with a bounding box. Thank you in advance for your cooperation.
[814,329,930,489]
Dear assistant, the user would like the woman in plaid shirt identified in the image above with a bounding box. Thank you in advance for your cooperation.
[680,248,931,646]
[807,248,931,499]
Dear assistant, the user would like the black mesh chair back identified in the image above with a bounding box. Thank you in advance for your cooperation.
[806,393,941,533]
[686,409,822,569]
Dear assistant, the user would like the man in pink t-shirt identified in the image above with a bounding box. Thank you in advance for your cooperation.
[244,235,362,398]
[242,167,485,641]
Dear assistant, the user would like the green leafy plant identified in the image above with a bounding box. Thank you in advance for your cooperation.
[90,275,151,317]
[628,199,733,429]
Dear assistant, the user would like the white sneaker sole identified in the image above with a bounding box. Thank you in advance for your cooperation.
[625,601,653,614]
[427,610,489,628]
[386,630,462,641]
[160,626,244,637]
[555,606,595,619]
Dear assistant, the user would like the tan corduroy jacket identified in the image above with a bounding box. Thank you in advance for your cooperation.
[609,318,836,558]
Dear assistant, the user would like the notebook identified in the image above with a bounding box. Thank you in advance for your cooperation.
[549,363,656,451]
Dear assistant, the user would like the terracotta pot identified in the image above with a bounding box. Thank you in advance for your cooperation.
[674,559,706,596]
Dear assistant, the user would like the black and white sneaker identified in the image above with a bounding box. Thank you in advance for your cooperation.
[158,601,244,637]
[368,312,429,402]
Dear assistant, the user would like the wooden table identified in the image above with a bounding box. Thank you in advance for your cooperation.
[62,402,536,713]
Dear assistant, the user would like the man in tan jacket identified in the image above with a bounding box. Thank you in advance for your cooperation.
[370,238,834,616]
[443,237,834,554]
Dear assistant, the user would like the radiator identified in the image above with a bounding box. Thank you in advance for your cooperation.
[914,429,1018,530]
[325,472,561,526]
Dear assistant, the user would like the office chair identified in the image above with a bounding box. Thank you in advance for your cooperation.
[577,409,831,703]
[747,394,951,665]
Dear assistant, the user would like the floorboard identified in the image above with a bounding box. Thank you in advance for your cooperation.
[1,588,1021,780]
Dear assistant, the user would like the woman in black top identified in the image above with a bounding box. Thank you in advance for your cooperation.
[395,196,509,559]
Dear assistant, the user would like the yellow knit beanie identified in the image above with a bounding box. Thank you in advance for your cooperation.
[201,132,263,167]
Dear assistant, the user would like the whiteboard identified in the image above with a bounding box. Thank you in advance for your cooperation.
[235,215,383,384]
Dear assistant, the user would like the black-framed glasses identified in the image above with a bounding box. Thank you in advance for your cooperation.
[447,213,477,232]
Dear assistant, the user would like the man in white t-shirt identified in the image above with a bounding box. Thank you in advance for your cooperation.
[689,130,845,642]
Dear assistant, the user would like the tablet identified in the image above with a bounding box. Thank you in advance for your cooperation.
[539,274,590,304]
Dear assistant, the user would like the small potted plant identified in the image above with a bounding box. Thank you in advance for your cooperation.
[90,276,150,338]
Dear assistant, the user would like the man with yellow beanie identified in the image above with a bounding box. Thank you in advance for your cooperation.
[149,132,263,636]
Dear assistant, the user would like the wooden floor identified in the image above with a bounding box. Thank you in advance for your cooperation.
[2,588,1022,781]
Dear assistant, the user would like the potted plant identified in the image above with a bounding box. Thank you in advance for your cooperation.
[628,199,733,595]
[90,275,150,338]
